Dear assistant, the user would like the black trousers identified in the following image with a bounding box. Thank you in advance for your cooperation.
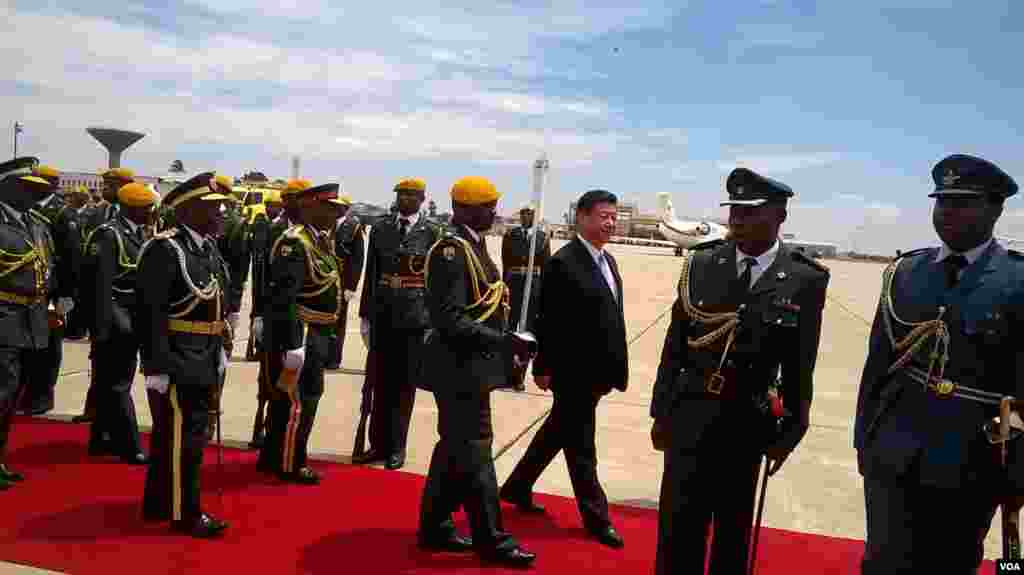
[861,476,997,574]
[143,383,211,524]
[260,327,327,474]
[368,327,422,456]
[0,347,32,462]
[19,326,62,413]
[326,300,350,369]
[89,331,142,456]
[419,386,516,554]
[501,390,611,532]
[654,444,761,575]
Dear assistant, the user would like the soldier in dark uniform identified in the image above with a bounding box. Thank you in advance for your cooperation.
[64,184,91,340]
[0,157,60,489]
[418,176,536,567]
[650,168,829,575]
[855,155,1024,574]
[212,175,247,337]
[250,182,304,450]
[136,173,232,537]
[244,190,283,362]
[326,194,365,370]
[73,167,136,424]
[83,182,157,465]
[500,203,550,391]
[20,165,78,415]
[259,182,348,484]
[355,178,440,470]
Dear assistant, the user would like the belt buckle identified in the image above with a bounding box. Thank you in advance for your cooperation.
[705,372,725,395]
[390,276,402,289]
[932,378,955,398]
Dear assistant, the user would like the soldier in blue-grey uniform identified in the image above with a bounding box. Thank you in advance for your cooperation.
[500,204,550,391]
[855,154,1024,573]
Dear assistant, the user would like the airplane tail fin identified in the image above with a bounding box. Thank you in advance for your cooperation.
[656,192,676,221]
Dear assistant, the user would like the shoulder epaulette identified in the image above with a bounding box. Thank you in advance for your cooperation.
[790,249,830,273]
[689,238,725,251]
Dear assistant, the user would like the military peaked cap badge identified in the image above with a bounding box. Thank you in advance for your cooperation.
[943,169,959,186]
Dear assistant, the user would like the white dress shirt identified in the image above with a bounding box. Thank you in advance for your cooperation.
[578,234,618,301]
[736,240,780,288]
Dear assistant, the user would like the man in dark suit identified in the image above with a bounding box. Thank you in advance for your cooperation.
[356,178,440,470]
[0,157,60,489]
[855,155,1024,574]
[499,189,628,548]
[649,168,829,575]
[418,176,536,567]
[137,173,232,537]
[84,182,156,465]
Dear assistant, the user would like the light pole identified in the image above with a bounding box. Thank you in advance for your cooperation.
[13,122,23,159]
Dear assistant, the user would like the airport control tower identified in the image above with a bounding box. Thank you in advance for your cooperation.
[86,127,145,169]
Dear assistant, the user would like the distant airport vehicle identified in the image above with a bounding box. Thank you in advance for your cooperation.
[656,192,729,255]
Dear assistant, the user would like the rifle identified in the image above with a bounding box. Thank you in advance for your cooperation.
[1000,397,1021,559]
[353,349,376,458]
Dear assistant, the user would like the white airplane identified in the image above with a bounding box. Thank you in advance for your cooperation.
[656,192,729,256]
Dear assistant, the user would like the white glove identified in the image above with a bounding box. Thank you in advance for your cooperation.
[218,348,228,375]
[252,317,264,343]
[56,297,75,316]
[360,319,370,349]
[145,374,170,395]
[343,290,356,303]
[227,312,240,333]
[284,347,305,371]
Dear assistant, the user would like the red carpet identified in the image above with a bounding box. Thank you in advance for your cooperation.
[0,417,996,574]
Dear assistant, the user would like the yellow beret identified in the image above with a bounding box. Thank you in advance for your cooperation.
[117,182,158,207]
[394,178,426,193]
[33,165,60,179]
[263,190,283,205]
[102,167,134,181]
[213,174,234,193]
[283,178,313,196]
[451,176,500,205]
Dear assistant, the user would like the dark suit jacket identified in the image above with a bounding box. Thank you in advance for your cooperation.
[532,236,628,395]
[650,240,829,452]
[854,242,1024,489]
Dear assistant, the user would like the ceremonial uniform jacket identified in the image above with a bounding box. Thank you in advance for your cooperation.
[651,240,829,452]
[253,214,293,318]
[0,202,58,349]
[501,225,550,332]
[424,224,510,392]
[247,212,270,320]
[82,201,117,240]
[358,214,441,331]
[85,215,145,342]
[854,241,1024,490]
[30,198,79,303]
[334,214,366,293]
[217,208,251,314]
[135,226,231,387]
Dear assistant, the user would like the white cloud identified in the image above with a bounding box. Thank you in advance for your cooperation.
[718,151,842,174]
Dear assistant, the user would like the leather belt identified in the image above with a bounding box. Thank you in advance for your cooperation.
[297,306,338,326]
[380,274,425,289]
[0,290,46,306]
[905,366,1003,406]
[167,319,225,335]
[507,266,541,275]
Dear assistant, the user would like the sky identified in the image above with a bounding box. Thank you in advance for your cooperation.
[4,0,1024,255]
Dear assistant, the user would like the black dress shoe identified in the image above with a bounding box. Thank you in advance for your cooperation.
[120,452,149,465]
[0,464,24,482]
[592,525,624,548]
[417,532,473,552]
[247,432,265,450]
[28,405,52,416]
[72,413,95,424]
[385,453,405,470]
[171,513,228,538]
[280,467,320,485]
[499,489,545,514]
[481,546,536,567]
[351,450,386,465]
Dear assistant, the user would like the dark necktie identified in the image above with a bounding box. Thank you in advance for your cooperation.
[399,218,409,237]
[944,253,968,288]
[737,256,756,292]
